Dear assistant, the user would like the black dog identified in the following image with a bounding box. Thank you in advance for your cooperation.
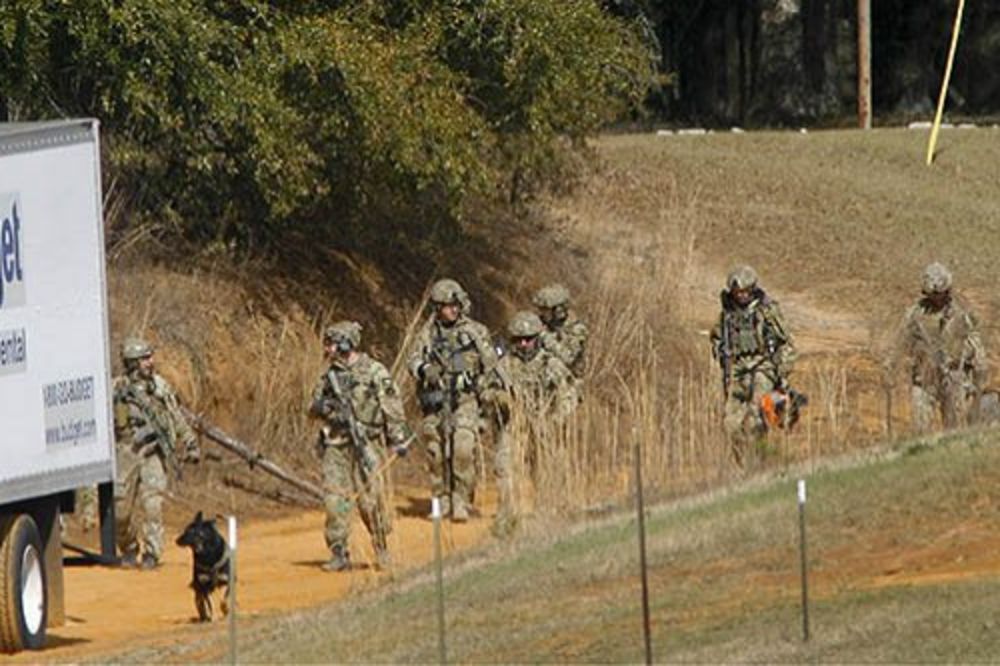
[175,511,230,622]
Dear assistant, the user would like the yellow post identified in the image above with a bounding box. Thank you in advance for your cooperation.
[926,0,967,165]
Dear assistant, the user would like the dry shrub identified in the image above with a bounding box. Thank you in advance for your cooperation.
[498,170,907,520]
[502,308,899,523]
[109,262,329,509]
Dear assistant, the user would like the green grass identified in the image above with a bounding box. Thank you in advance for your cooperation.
[590,129,1000,318]
[178,428,1000,664]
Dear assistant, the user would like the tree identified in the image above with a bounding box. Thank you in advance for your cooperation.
[0,1,656,251]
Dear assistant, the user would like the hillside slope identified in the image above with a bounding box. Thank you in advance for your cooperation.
[40,127,1000,661]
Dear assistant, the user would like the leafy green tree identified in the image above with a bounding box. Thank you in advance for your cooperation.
[439,0,655,200]
[0,1,656,250]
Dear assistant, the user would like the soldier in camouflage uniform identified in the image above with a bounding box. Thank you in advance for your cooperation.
[499,311,579,419]
[113,337,200,569]
[710,266,797,463]
[493,311,578,535]
[408,279,498,523]
[900,262,986,432]
[532,284,588,380]
[309,321,413,572]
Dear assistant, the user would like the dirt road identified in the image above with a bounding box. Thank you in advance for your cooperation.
[15,487,494,663]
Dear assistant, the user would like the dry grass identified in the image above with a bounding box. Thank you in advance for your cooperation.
[108,262,332,514]
[492,127,1000,523]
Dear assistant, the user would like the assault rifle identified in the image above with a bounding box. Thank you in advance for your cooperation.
[119,385,184,481]
[718,312,732,397]
[325,370,378,477]
[440,375,456,511]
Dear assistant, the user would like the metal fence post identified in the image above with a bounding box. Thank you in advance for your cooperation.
[433,497,447,665]
[229,515,238,664]
[635,438,653,665]
[797,480,810,642]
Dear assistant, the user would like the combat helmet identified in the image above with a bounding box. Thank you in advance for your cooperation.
[429,278,471,312]
[121,337,153,362]
[726,265,758,291]
[324,321,362,350]
[921,262,952,295]
[531,284,571,309]
[508,311,545,338]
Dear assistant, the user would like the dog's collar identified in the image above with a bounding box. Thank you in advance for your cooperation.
[196,547,230,577]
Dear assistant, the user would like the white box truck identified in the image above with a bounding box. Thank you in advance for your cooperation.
[0,119,116,652]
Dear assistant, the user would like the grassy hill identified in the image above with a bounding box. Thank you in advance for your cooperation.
[588,128,1000,315]
[124,428,1000,663]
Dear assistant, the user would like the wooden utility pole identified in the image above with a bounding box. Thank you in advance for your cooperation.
[857,0,872,129]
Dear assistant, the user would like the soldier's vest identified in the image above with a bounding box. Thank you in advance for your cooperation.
[428,322,485,388]
[322,355,384,431]
[548,317,586,373]
[722,300,777,359]
[507,353,548,400]
[911,304,973,367]
[113,374,177,455]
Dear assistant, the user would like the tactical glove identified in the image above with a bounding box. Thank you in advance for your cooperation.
[310,397,334,418]
[133,425,159,447]
[389,427,414,458]
[455,371,476,393]
[421,364,443,388]
[184,440,201,464]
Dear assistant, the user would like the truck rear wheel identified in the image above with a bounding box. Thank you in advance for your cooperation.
[0,514,47,652]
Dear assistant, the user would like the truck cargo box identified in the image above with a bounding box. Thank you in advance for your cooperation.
[0,119,115,653]
[0,119,115,502]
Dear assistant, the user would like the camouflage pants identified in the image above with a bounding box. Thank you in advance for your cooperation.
[77,486,99,530]
[724,368,777,463]
[322,437,390,556]
[912,372,974,432]
[115,451,167,561]
[420,397,480,513]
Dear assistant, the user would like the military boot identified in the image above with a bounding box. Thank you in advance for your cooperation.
[119,549,139,569]
[139,553,160,571]
[374,546,391,571]
[322,545,351,572]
